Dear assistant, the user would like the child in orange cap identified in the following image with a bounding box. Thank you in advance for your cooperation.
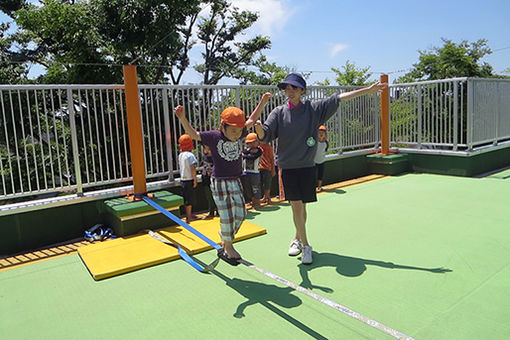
[178,134,199,223]
[242,132,263,209]
[174,92,271,265]
[315,125,329,192]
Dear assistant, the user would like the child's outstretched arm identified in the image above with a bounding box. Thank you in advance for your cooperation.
[245,92,272,128]
[338,81,387,102]
[174,105,201,141]
[254,121,264,140]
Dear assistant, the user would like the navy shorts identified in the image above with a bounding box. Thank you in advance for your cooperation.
[181,180,194,205]
[316,163,325,181]
[281,167,316,203]
[260,169,273,191]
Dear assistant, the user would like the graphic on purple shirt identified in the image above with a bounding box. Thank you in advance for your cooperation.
[199,129,247,178]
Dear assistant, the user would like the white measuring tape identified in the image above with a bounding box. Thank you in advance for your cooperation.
[238,259,415,340]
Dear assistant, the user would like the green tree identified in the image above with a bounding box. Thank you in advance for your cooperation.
[194,0,271,85]
[14,0,202,84]
[398,38,494,82]
[92,0,202,84]
[233,55,292,85]
[317,60,372,86]
[0,0,24,16]
[0,23,29,84]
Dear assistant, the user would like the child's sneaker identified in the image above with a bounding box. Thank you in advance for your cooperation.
[288,239,302,256]
[301,245,313,264]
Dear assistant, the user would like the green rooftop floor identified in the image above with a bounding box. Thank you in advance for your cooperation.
[1,173,509,339]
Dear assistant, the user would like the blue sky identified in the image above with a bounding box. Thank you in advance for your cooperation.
[230,0,510,84]
[2,0,509,84]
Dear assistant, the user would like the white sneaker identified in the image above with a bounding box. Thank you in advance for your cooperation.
[288,239,302,256]
[301,245,313,264]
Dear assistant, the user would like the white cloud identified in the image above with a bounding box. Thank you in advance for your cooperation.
[330,43,348,57]
[231,0,292,36]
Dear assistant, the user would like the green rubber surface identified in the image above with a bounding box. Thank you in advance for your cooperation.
[486,168,510,180]
[103,191,183,217]
[1,174,509,339]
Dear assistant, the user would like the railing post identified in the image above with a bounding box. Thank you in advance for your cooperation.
[380,74,390,154]
[453,81,458,151]
[417,84,422,148]
[235,86,241,108]
[467,78,474,151]
[162,87,174,182]
[67,89,83,196]
[123,65,147,195]
[494,82,500,146]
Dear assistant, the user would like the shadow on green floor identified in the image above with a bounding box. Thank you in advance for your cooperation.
[298,252,452,292]
[195,256,328,340]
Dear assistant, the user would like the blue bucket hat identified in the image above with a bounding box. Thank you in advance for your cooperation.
[277,73,306,90]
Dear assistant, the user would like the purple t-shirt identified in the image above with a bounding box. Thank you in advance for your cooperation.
[200,129,247,178]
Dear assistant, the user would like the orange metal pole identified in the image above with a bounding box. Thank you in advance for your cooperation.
[380,74,390,155]
[123,65,147,196]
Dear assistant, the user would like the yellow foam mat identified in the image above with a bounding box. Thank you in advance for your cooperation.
[78,218,266,280]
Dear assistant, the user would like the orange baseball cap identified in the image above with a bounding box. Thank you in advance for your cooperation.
[221,107,245,128]
[246,132,258,143]
[318,125,327,131]
[178,134,193,151]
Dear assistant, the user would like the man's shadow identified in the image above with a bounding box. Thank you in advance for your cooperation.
[298,252,452,292]
[205,264,328,340]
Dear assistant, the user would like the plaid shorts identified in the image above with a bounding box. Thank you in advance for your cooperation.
[210,177,246,242]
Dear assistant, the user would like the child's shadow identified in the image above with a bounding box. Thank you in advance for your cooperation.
[227,278,300,318]
[298,252,452,292]
[208,267,328,339]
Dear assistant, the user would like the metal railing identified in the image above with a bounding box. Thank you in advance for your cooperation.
[3,77,508,208]
[0,84,379,205]
[389,77,510,152]
[389,78,468,151]
[468,78,510,149]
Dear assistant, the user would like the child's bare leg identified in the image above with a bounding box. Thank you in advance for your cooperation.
[263,189,272,204]
[185,205,198,223]
[317,179,323,192]
[252,197,261,209]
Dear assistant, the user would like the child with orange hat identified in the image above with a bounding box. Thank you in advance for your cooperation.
[242,132,263,209]
[173,92,271,265]
[178,134,199,223]
[315,125,329,192]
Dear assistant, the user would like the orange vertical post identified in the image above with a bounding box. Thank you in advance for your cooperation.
[123,65,147,196]
[380,74,390,155]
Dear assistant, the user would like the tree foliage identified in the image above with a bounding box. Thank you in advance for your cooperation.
[397,38,494,82]
[194,0,271,84]
[317,60,372,86]
[233,55,291,85]
[3,0,274,85]
[0,23,29,84]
